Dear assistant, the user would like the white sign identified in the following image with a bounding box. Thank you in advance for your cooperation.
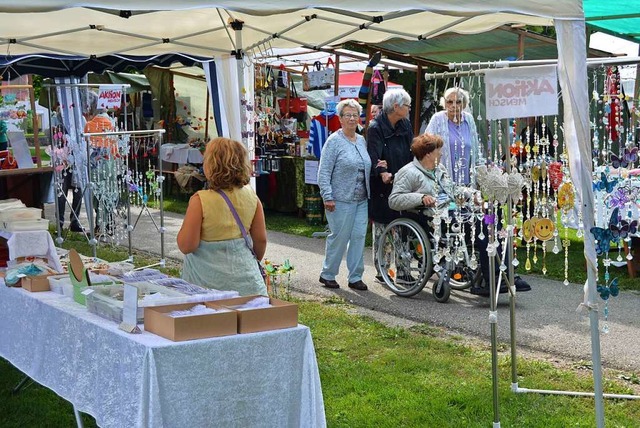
[305,160,319,185]
[484,65,558,120]
[122,284,139,326]
[119,284,141,334]
[97,86,123,110]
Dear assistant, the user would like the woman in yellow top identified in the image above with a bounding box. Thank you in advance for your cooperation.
[177,137,268,296]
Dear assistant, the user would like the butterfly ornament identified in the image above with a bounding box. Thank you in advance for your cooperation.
[610,147,639,169]
[592,172,619,193]
[589,208,619,256]
[597,277,619,301]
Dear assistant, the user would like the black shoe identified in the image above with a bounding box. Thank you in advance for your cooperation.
[319,276,340,289]
[70,223,84,233]
[470,286,490,296]
[514,276,532,292]
[374,275,385,284]
[470,278,508,296]
[348,280,368,291]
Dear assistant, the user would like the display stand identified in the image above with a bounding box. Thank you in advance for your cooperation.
[426,54,640,427]
[44,82,168,269]
[44,82,129,258]
[0,82,52,206]
[80,129,166,267]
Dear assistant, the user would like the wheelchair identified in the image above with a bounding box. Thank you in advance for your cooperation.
[376,204,483,303]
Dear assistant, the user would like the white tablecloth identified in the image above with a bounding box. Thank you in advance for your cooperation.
[0,230,63,272]
[160,144,204,165]
[0,285,326,428]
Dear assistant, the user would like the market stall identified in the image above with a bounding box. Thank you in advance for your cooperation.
[0,2,599,426]
[0,282,324,428]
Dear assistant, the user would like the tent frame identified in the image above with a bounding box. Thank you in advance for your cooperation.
[0,2,598,427]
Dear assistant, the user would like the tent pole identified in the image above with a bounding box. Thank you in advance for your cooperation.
[487,201,501,426]
[413,64,422,136]
[204,89,210,141]
[231,19,248,151]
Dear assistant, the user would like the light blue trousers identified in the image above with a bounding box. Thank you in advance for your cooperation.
[321,199,368,283]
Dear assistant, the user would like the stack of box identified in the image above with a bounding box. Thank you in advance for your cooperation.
[144,296,298,342]
[0,199,48,232]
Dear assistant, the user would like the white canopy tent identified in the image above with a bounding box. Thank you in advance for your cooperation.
[0,2,601,426]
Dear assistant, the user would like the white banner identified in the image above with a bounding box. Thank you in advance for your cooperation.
[484,65,558,120]
[97,86,123,109]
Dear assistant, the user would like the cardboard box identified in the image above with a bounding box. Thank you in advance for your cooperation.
[21,273,55,292]
[144,302,237,341]
[217,295,298,334]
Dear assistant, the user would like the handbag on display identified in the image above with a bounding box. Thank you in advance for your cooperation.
[322,57,336,87]
[216,190,268,283]
[308,61,331,90]
[277,83,308,116]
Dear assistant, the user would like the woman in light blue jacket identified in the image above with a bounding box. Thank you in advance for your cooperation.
[317,99,372,291]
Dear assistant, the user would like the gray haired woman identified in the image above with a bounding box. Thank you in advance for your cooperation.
[367,88,414,283]
[425,87,480,186]
[317,99,371,291]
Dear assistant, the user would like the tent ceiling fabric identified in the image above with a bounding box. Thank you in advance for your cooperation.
[584,0,640,44]
[0,2,584,18]
[0,2,579,58]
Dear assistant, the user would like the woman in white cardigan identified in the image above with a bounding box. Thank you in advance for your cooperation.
[425,87,480,186]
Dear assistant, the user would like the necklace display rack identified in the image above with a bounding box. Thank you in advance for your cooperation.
[426,55,640,427]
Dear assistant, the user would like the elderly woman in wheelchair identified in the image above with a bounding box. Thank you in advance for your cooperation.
[381,133,489,302]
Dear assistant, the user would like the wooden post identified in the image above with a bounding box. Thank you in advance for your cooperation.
[27,77,42,168]
[518,32,525,60]
[334,54,340,97]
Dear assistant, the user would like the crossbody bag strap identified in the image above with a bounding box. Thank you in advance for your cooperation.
[216,189,255,254]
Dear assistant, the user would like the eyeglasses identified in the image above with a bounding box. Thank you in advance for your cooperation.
[403,103,411,110]
[446,99,463,105]
[341,113,360,119]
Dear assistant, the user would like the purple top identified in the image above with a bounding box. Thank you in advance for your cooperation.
[447,119,472,184]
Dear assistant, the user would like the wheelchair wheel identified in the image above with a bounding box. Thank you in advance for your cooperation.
[376,218,433,297]
[448,263,481,290]
[432,261,451,303]
[433,250,481,291]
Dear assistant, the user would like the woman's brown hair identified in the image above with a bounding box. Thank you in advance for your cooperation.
[411,133,443,160]
[203,137,251,190]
